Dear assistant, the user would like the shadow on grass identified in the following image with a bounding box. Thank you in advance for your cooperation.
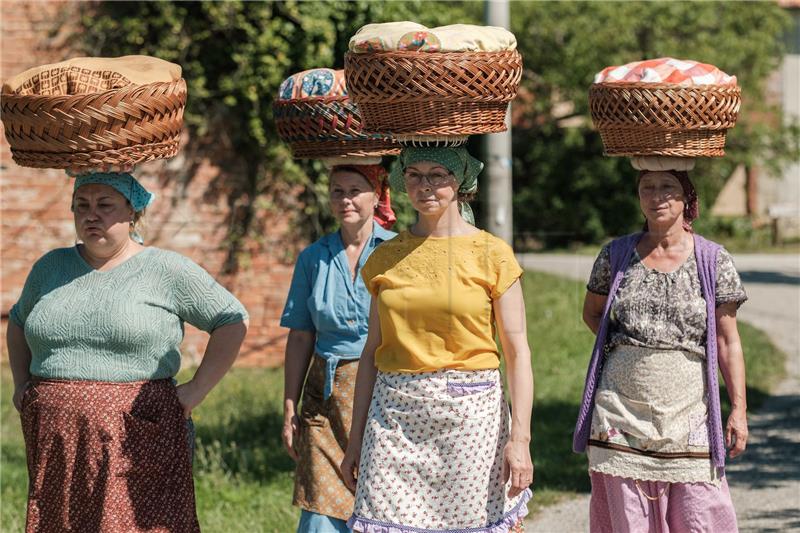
[530,399,590,494]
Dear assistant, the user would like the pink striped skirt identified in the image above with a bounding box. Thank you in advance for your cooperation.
[590,472,738,533]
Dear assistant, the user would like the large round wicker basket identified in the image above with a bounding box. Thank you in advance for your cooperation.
[589,82,741,157]
[344,50,522,136]
[1,77,186,172]
[273,95,398,159]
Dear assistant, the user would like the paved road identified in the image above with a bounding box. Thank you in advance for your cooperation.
[518,253,800,533]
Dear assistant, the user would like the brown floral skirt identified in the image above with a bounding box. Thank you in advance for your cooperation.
[293,355,359,521]
[20,378,200,533]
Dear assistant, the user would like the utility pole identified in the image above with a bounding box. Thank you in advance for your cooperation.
[484,0,513,245]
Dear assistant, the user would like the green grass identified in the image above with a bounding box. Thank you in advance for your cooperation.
[0,271,787,530]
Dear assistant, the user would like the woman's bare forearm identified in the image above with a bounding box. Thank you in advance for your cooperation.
[505,344,534,442]
[494,281,534,442]
[190,320,248,397]
[349,347,378,445]
[717,308,747,411]
[283,329,316,416]
[6,321,32,387]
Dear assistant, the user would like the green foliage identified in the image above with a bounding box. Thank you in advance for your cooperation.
[511,1,799,247]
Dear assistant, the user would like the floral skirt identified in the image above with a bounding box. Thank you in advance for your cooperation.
[348,369,532,533]
[20,378,199,533]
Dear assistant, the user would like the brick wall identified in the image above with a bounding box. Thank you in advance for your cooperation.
[1,1,296,367]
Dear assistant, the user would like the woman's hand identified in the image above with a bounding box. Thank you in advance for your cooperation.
[503,439,534,498]
[282,413,300,461]
[340,442,362,493]
[12,381,29,413]
[726,407,748,458]
[176,380,206,419]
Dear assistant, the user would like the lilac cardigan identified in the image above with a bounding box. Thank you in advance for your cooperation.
[572,232,727,469]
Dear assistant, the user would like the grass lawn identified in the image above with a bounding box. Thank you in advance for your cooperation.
[0,271,786,531]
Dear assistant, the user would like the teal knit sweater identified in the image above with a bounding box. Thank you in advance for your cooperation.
[10,246,248,382]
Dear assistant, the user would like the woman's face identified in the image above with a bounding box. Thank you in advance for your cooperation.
[329,170,377,227]
[638,171,686,228]
[403,161,458,217]
[72,184,134,252]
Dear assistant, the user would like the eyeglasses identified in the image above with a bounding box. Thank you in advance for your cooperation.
[403,170,454,188]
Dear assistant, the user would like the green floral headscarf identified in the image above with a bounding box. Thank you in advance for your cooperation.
[388,146,483,224]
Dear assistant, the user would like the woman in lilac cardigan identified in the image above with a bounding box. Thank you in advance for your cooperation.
[575,168,748,532]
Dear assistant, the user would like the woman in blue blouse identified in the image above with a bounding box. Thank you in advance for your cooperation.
[281,164,396,533]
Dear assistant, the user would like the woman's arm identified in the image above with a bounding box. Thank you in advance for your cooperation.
[6,321,32,412]
[341,298,381,491]
[282,329,316,461]
[582,291,607,335]
[176,320,248,417]
[494,279,535,498]
[716,302,748,458]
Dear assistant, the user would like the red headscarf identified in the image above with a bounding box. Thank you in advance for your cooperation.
[637,170,699,232]
[332,164,396,229]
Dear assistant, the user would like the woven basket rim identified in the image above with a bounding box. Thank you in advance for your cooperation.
[1,78,185,101]
[591,81,740,91]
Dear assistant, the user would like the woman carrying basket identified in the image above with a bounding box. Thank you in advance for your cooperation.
[341,146,534,533]
[281,163,396,533]
[7,173,248,532]
[575,167,747,532]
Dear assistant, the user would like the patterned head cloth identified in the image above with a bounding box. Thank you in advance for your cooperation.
[331,164,396,229]
[638,170,699,232]
[388,146,483,224]
[73,172,155,213]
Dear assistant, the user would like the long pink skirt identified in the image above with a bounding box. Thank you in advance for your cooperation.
[589,472,738,533]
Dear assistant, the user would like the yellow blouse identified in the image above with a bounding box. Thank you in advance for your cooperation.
[361,230,523,373]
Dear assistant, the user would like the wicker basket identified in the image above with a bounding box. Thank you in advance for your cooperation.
[273,95,398,159]
[1,75,186,172]
[589,82,741,157]
[344,50,522,136]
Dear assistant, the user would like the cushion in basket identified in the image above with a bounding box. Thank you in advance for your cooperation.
[2,55,181,95]
[349,22,516,53]
[277,68,347,100]
[594,57,736,86]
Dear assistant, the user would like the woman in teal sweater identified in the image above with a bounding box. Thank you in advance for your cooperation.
[6,173,249,533]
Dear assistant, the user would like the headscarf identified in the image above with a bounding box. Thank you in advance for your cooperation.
[73,172,155,213]
[331,164,396,229]
[637,169,699,232]
[388,146,483,224]
[72,172,154,244]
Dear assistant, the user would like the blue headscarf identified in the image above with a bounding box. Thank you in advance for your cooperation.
[72,172,154,244]
[73,172,155,212]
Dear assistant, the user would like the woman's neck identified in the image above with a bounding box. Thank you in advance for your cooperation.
[644,220,690,251]
[80,239,140,270]
[340,218,373,248]
[412,202,472,238]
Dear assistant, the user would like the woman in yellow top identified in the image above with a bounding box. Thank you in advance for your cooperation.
[341,146,534,533]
